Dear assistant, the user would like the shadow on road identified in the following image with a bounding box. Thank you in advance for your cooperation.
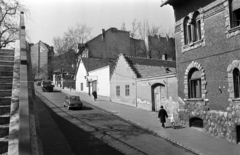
[41,98,124,155]
[51,89,62,93]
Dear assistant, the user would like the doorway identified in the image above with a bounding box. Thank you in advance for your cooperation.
[92,80,97,93]
[236,125,240,144]
[152,84,166,111]
[189,117,203,128]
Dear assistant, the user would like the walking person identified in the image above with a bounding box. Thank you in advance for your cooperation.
[158,106,168,128]
[92,91,97,101]
[170,113,175,129]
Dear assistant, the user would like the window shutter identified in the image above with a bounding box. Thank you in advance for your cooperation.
[232,0,240,11]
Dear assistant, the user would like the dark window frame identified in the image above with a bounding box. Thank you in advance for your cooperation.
[183,11,202,46]
[233,68,240,98]
[188,69,202,99]
[229,0,240,28]
[116,86,120,96]
[81,83,83,91]
[125,85,130,96]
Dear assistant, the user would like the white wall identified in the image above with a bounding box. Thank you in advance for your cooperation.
[89,66,110,97]
[75,61,88,93]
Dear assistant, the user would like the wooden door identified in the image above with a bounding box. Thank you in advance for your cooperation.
[153,85,166,111]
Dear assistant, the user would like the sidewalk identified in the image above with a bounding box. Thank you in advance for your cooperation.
[57,87,240,155]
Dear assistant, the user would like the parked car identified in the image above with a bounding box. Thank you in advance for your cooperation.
[36,80,41,86]
[41,80,54,92]
[63,95,83,110]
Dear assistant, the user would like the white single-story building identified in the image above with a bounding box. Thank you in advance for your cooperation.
[75,58,115,97]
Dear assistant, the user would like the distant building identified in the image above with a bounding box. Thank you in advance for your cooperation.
[110,54,178,113]
[162,0,240,143]
[30,41,54,80]
[79,27,147,59]
[148,35,175,60]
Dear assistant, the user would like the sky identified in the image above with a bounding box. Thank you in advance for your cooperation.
[22,0,175,47]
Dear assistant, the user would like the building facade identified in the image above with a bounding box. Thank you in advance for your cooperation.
[79,28,147,59]
[30,41,54,80]
[162,0,240,143]
[75,58,115,97]
[148,35,175,60]
[110,54,178,113]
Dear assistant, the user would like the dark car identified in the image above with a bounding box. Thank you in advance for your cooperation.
[63,95,83,110]
[36,80,41,86]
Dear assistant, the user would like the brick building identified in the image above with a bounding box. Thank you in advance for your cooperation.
[148,35,175,60]
[30,41,54,80]
[162,0,240,143]
[79,27,147,59]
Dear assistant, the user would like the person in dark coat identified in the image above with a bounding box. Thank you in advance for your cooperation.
[92,91,97,101]
[158,106,168,128]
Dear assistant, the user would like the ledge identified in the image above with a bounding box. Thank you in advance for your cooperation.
[184,98,204,101]
[232,98,240,102]
[228,26,240,33]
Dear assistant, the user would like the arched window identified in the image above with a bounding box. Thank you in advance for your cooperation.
[183,16,191,45]
[233,68,240,98]
[188,68,202,98]
[192,11,202,41]
[229,0,240,28]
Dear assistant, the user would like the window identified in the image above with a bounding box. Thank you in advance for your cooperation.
[233,68,240,98]
[193,12,202,41]
[183,17,191,45]
[116,86,120,96]
[183,11,202,45]
[162,54,168,60]
[125,85,130,96]
[81,83,83,91]
[188,69,202,98]
[229,0,240,28]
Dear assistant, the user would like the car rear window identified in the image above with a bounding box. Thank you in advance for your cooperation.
[70,96,80,101]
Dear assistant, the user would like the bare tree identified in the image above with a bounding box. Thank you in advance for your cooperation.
[53,36,66,55]
[53,23,92,54]
[0,0,27,48]
[130,19,139,38]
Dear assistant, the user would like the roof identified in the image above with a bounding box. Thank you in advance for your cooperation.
[81,58,116,74]
[161,0,186,7]
[123,55,176,78]
[85,27,130,46]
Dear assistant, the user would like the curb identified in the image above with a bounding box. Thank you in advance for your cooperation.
[58,87,202,155]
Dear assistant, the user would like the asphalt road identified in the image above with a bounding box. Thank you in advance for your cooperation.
[35,85,195,155]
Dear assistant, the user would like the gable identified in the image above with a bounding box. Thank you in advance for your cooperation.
[76,60,87,79]
[111,55,136,81]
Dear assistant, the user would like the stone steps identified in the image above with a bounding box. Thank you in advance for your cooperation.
[0,61,14,66]
[0,98,11,106]
[0,91,12,98]
[0,49,14,154]
[0,56,14,61]
[0,71,13,77]
[0,66,13,72]
[0,77,12,83]
[0,84,12,89]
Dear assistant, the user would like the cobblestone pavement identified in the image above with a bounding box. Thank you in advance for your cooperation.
[35,86,195,155]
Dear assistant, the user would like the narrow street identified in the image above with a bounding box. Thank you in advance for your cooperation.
[34,85,195,155]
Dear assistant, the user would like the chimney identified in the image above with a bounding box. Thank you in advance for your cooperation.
[102,29,105,41]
